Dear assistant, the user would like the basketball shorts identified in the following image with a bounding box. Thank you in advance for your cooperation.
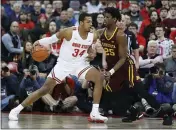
[47,61,93,84]
[105,56,141,92]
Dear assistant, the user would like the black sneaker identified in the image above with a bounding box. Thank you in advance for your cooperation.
[122,106,139,123]
[53,100,63,113]
[163,115,173,126]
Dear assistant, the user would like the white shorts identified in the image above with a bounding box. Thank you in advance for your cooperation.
[47,62,93,84]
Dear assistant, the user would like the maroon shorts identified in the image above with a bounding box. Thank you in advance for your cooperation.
[105,57,140,92]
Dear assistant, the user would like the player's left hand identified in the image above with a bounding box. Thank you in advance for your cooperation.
[104,71,111,80]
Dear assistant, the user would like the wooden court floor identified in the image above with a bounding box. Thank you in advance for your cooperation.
[1,112,176,129]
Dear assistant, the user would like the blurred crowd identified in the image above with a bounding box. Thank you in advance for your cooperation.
[1,0,176,118]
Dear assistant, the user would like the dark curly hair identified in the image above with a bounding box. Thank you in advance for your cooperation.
[104,7,121,21]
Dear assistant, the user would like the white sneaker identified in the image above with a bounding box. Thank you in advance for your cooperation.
[9,109,19,121]
[88,112,108,123]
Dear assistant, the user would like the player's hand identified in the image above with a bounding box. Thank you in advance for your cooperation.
[104,71,111,80]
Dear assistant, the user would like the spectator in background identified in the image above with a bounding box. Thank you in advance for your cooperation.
[170,30,176,44]
[18,41,33,74]
[69,0,80,11]
[79,4,88,13]
[140,0,153,20]
[117,14,139,69]
[56,10,73,30]
[21,0,34,13]
[163,4,176,32]
[116,0,130,12]
[45,4,53,20]
[139,40,163,78]
[31,1,45,24]
[30,14,49,43]
[140,10,161,40]
[164,45,176,78]
[1,61,20,110]
[155,25,174,59]
[41,0,51,9]
[3,0,15,17]
[94,13,105,29]
[159,7,168,23]
[144,63,174,105]
[128,1,143,29]
[67,8,77,25]
[19,10,35,30]
[43,21,61,57]
[158,0,170,13]
[148,32,157,41]
[128,22,146,55]
[9,2,21,22]
[52,0,63,18]
[1,6,11,33]
[19,65,45,111]
[1,21,23,62]
[86,0,102,13]
[123,13,132,27]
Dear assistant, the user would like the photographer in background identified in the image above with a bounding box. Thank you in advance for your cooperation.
[1,61,20,111]
[19,65,45,111]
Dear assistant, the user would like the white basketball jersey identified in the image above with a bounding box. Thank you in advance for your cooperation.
[58,27,94,67]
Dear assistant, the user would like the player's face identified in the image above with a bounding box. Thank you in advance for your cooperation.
[104,13,115,27]
[81,17,92,32]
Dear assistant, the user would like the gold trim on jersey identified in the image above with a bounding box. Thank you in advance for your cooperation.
[104,27,118,41]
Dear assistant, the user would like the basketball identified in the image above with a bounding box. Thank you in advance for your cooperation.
[32,45,49,62]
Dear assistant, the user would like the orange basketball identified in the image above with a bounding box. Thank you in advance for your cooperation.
[32,45,49,62]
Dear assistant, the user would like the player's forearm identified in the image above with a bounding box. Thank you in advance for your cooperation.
[112,58,126,72]
[133,49,139,65]
[102,50,106,63]
[39,34,59,45]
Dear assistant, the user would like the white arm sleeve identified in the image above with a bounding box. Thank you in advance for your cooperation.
[38,34,59,46]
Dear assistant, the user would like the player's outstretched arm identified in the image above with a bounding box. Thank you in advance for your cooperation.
[33,28,71,47]
[109,30,128,75]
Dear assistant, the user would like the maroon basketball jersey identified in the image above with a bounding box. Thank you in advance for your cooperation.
[100,27,119,70]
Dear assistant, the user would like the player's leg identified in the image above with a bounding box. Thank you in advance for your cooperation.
[76,66,108,123]
[9,78,57,120]
[9,63,66,121]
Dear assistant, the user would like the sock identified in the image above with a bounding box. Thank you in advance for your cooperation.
[14,104,24,113]
[92,104,99,113]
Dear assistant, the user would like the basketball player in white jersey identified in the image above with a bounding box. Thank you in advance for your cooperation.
[9,13,108,123]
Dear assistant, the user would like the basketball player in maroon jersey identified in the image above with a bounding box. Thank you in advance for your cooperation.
[98,7,174,125]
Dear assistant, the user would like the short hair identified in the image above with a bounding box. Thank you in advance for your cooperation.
[155,24,165,31]
[104,7,121,21]
[172,44,176,50]
[160,7,168,12]
[79,12,91,23]
[170,4,176,9]
[148,40,157,47]
[128,22,138,29]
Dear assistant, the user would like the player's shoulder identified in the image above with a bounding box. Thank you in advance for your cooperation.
[116,28,126,37]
